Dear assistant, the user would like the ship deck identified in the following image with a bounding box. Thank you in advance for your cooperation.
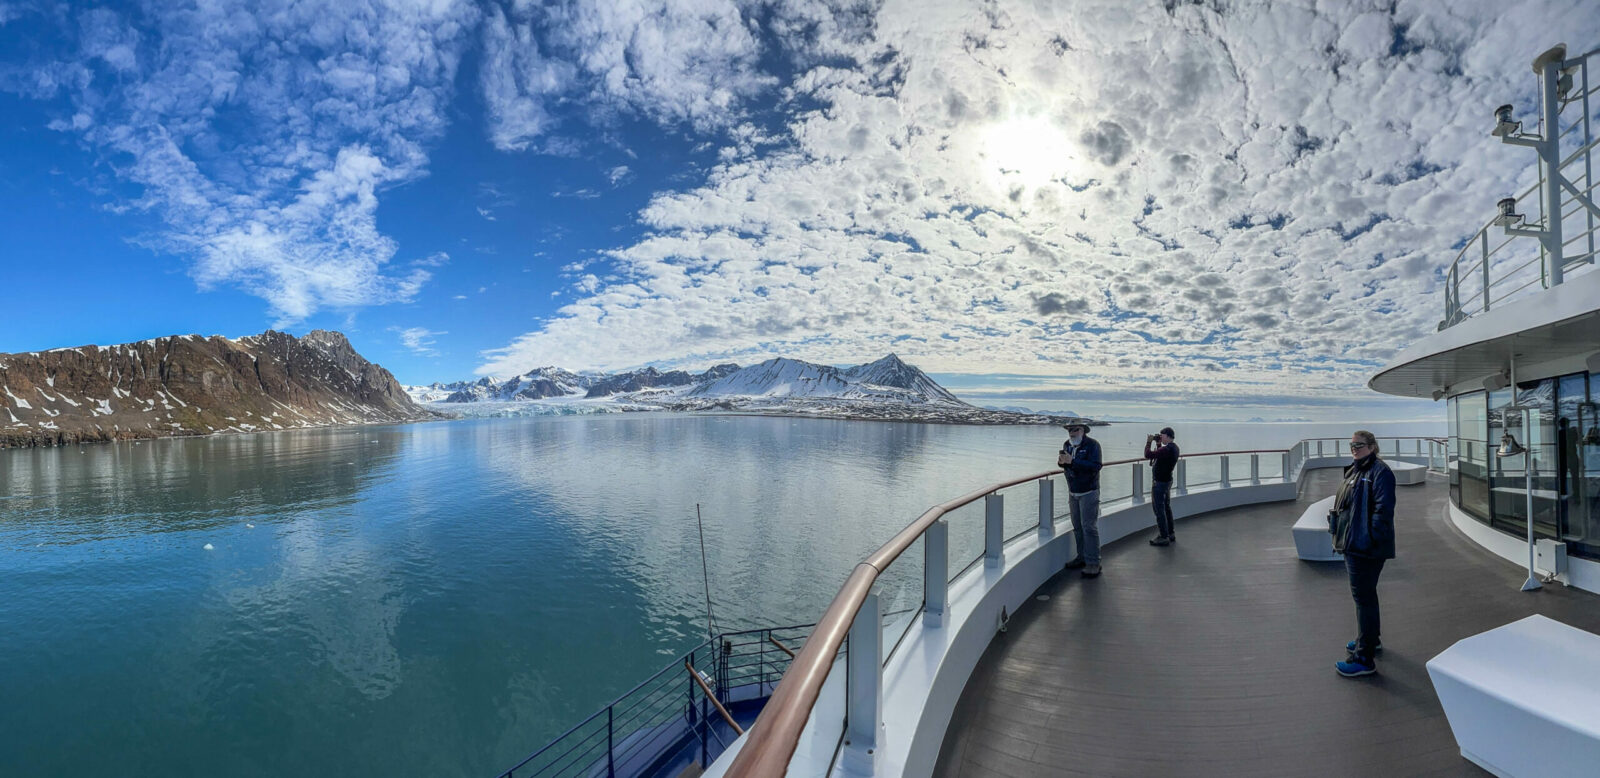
[933,468,1600,777]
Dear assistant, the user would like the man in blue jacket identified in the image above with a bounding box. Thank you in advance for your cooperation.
[1330,429,1396,677]
[1058,420,1104,578]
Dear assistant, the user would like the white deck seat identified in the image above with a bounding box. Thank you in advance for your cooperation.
[1292,495,1340,561]
[1427,615,1600,777]
[1391,460,1426,485]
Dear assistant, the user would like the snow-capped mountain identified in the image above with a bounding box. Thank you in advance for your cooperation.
[844,353,963,404]
[689,355,965,406]
[690,358,855,399]
[405,367,597,404]
[401,354,1100,425]
[584,363,740,398]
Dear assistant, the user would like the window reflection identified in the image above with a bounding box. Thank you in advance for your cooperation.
[1450,372,1600,562]
[1458,390,1489,522]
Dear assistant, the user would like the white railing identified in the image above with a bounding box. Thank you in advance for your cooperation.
[1441,45,1600,329]
[722,436,1444,776]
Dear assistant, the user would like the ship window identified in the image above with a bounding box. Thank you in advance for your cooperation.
[1487,381,1559,539]
[1447,394,1461,506]
[1457,390,1489,522]
[1561,371,1600,561]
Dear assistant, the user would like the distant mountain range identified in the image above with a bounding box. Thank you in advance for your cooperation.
[0,330,436,448]
[0,332,1098,449]
[407,354,1095,426]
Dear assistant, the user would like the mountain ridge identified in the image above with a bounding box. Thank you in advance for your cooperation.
[0,330,437,448]
[406,354,1098,426]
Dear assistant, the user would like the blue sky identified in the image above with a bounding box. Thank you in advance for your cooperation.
[2,0,1595,420]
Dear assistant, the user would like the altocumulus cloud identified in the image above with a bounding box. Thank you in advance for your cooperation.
[4,1,1597,408]
[475,0,1600,405]
[2,0,479,325]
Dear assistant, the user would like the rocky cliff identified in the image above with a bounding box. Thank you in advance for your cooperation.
[0,329,438,448]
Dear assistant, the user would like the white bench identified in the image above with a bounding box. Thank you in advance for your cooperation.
[1392,460,1426,485]
[1292,495,1340,561]
[1427,615,1600,777]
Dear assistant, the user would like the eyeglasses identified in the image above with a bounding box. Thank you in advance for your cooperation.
[1349,442,1369,451]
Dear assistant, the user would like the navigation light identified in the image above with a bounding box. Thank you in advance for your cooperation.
[1492,198,1524,228]
[1491,104,1521,138]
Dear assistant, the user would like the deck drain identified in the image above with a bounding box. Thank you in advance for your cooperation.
[1036,595,1050,601]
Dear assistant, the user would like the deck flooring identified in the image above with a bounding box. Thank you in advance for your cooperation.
[933,468,1600,777]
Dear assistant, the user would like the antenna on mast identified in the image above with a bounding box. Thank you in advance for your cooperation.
[696,504,718,642]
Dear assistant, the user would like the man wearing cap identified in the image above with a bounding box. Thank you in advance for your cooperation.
[1144,427,1180,546]
[1057,420,1104,577]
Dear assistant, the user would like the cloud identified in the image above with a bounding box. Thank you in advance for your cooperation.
[7,0,480,325]
[607,165,632,185]
[392,326,446,356]
[476,0,1600,409]
[479,0,777,151]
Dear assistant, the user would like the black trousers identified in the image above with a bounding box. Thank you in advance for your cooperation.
[1345,554,1386,659]
[1151,480,1175,538]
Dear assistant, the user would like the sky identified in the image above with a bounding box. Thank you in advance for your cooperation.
[1,0,1595,421]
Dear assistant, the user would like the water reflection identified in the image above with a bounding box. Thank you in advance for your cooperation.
[0,416,1444,777]
[0,427,405,546]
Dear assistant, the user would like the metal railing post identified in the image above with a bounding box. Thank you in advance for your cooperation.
[923,520,947,628]
[693,672,706,766]
[1220,456,1231,489]
[984,493,1004,567]
[1131,461,1144,504]
[1038,478,1055,538]
[1250,454,1260,485]
[1482,231,1491,313]
[1317,440,1324,456]
[1176,460,1188,495]
[844,592,883,768]
[607,706,616,778]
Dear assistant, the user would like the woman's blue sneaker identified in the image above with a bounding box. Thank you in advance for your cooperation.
[1335,654,1377,677]
[1345,639,1383,653]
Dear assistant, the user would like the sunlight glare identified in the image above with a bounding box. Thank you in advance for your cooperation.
[980,117,1075,192]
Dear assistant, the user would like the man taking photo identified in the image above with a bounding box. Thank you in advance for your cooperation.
[1145,427,1179,546]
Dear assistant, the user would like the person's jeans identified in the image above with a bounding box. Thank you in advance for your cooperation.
[1152,480,1175,538]
[1346,554,1386,659]
[1069,489,1101,565]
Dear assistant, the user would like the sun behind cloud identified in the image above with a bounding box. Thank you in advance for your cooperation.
[979,115,1078,194]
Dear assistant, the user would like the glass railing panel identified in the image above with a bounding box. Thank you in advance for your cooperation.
[1185,455,1221,488]
[1259,452,1284,481]
[945,500,985,583]
[999,479,1042,543]
[1099,462,1132,504]
[876,534,924,662]
[1225,454,1251,484]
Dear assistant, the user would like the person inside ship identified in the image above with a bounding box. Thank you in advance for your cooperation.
[1058,420,1104,578]
[1144,427,1179,546]
[1330,429,1396,678]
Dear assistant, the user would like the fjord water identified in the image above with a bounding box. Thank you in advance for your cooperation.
[0,415,1441,776]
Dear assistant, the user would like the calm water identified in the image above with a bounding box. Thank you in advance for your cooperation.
[0,414,1442,776]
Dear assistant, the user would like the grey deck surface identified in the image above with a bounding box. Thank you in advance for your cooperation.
[933,469,1600,777]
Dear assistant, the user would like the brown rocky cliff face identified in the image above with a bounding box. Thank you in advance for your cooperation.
[0,330,438,448]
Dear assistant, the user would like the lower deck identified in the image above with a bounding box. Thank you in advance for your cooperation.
[934,468,1600,776]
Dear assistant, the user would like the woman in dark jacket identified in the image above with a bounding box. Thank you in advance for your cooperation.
[1331,429,1396,677]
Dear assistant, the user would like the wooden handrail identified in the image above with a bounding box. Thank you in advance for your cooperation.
[767,635,795,659]
[726,441,1437,775]
[686,660,744,736]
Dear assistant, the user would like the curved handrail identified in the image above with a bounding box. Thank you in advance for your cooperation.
[725,446,1300,776]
